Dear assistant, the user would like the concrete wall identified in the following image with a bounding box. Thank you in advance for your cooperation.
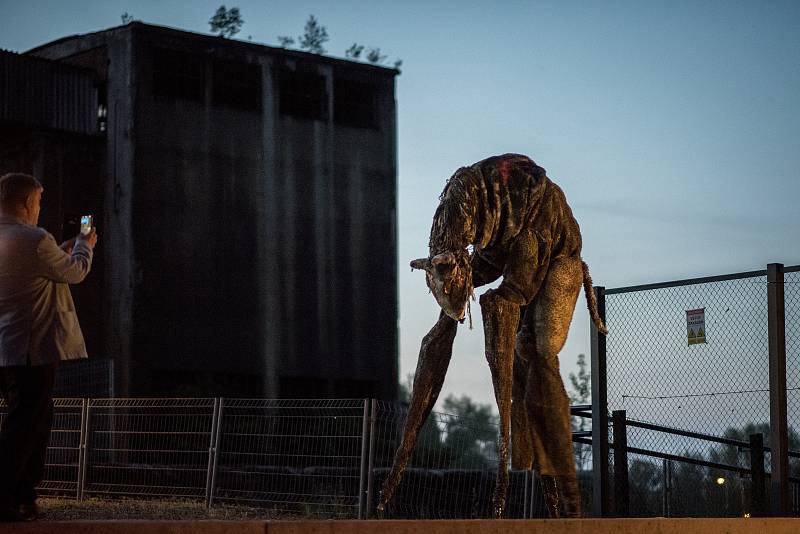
[27,23,398,400]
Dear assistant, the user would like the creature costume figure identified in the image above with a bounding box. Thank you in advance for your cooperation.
[378,154,607,518]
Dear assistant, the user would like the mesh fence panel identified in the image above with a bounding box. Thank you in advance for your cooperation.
[83,398,215,499]
[39,398,84,497]
[370,400,546,519]
[605,265,800,516]
[0,398,84,498]
[606,274,771,441]
[212,398,366,517]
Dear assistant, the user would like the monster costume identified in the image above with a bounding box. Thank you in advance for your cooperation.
[378,154,606,519]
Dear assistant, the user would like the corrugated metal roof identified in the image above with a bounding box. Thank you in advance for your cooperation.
[0,49,97,134]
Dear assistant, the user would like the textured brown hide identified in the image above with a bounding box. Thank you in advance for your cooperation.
[378,154,606,519]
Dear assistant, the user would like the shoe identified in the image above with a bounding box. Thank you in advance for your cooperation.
[16,502,38,522]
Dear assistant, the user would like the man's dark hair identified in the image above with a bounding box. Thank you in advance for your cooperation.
[0,173,42,208]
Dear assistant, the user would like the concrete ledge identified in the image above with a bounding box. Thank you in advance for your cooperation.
[4,518,800,534]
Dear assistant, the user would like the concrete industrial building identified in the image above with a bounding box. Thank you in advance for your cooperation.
[0,22,398,400]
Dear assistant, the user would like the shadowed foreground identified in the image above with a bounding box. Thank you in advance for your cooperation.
[5,518,800,534]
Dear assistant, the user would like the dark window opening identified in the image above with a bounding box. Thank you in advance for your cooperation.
[278,69,328,120]
[212,59,262,111]
[334,79,380,129]
[152,47,205,102]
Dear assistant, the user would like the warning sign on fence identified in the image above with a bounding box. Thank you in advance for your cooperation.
[686,308,706,345]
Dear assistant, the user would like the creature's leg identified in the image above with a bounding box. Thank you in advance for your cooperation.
[525,256,584,518]
[511,324,533,470]
[480,290,521,519]
[377,311,458,516]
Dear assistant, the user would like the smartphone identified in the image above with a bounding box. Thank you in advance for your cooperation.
[80,214,93,235]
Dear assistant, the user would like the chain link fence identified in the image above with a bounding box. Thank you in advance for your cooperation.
[786,267,800,481]
[600,264,800,516]
[606,272,772,437]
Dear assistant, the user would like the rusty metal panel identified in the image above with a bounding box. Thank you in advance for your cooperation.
[0,49,97,134]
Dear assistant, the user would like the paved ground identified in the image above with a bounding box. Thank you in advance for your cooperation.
[5,518,800,534]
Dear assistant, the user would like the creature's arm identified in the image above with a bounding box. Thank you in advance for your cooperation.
[492,228,550,306]
[471,251,502,288]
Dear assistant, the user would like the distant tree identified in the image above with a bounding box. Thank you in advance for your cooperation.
[568,353,591,471]
[627,458,664,515]
[277,35,295,47]
[397,376,498,469]
[441,394,498,468]
[393,59,403,70]
[209,5,243,38]
[345,43,364,60]
[366,47,387,64]
[298,15,328,54]
[120,12,134,24]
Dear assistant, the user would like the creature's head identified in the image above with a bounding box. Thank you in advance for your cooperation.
[410,250,473,321]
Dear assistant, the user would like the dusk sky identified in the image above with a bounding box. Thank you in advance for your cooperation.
[2,1,798,410]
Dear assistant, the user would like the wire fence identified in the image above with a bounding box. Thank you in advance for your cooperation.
[3,267,797,518]
[600,263,800,516]
[0,397,563,519]
[605,271,772,438]
[786,268,800,470]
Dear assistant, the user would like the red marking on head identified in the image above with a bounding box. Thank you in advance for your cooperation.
[498,159,512,185]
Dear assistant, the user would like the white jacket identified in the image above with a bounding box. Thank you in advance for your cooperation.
[0,214,93,366]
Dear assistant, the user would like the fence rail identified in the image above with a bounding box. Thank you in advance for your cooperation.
[593,262,800,517]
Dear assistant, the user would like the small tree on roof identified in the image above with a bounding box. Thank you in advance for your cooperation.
[209,5,243,39]
[298,15,329,54]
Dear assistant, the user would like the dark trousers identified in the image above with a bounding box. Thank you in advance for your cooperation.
[0,363,57,506]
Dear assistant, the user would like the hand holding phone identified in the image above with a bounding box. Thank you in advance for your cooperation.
[76,214,98,249]
[80,214,93,235]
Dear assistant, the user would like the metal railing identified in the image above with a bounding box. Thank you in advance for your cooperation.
[591,262,800,517]
[579,409,800,517]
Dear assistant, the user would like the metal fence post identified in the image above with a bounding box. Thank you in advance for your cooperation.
[662,459,671,517]
[768,263,789,516]
[591,286,610,517]
[358,398,371,519]
[365,399,378,518]
[79,398,93,501]
[749,433,766,516]
[76,398,89,500]
[207,398,224,508]
[612,410,629,517]
[205,398,221,508]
